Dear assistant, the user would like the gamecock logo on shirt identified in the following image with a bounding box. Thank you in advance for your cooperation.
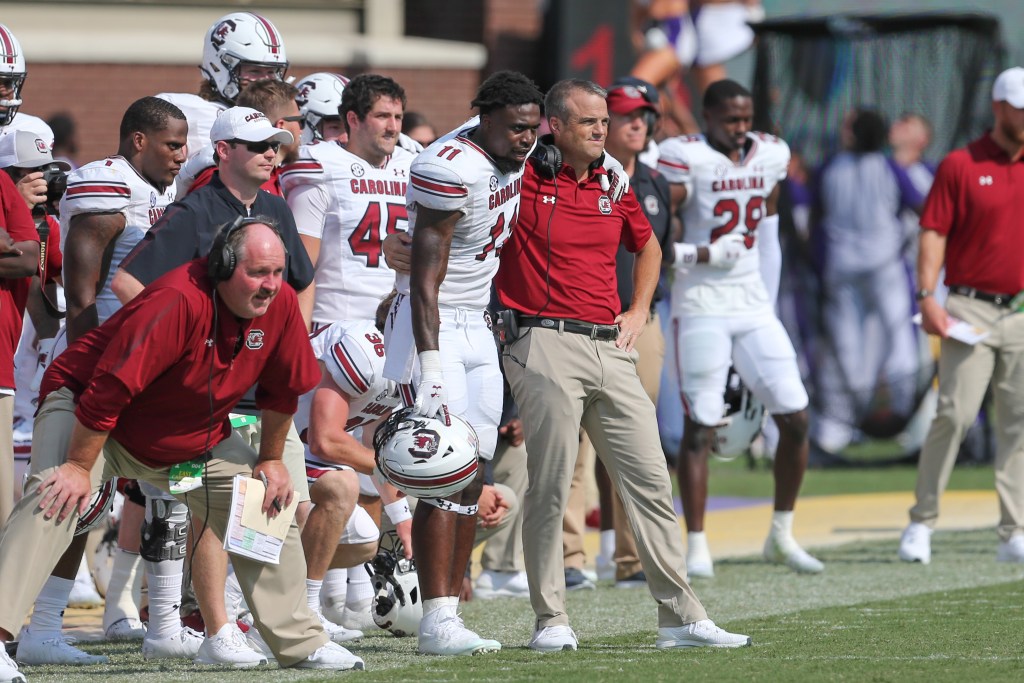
[408,428,440,460]
[246,330,265,350]
[598,196,612,215]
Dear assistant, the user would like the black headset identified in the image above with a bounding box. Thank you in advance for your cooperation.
[207,215,288,283]
[530,134,606,178]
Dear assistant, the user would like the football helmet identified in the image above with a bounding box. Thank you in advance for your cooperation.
[75,478,118,537]
[712,368,766,461]
[295,72,349,143]
[373,406,479,499]
[200,12,288,104]
[367,532,421,637]
[0,24,27,127]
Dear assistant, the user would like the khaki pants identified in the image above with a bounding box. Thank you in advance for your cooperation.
[505,326,706,629]
[911,294,1024,541]
[563,314,664,578]
[233,417,311,502]
[479,439,527,573]
[0,388,327,665]
[0,394,12,524]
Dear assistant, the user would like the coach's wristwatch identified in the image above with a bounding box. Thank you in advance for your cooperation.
[915,288,933,301]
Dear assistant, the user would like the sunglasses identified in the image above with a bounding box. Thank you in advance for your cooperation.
[228,139,282,154]
[281,114,306,130]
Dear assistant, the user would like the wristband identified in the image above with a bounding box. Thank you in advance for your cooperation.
[384,499,412,525]
[673,243,698,266]
[418,349,442,376]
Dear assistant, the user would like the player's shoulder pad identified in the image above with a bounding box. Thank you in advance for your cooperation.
[62,160,132,217]
[10,113,55,147]
[749,131,790,158]
[657,135,704,180]
[409,147,470,203]
[321,321,383,398]
[279,144,328,193]
[176,145,216,191]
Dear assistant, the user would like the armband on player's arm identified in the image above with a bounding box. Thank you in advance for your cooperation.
[384,498,413,525]
[673,243,698,266]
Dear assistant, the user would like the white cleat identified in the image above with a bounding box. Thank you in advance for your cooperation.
[656,620,752,649]
[339,598,381,632]
[142,626,203,660]
[898,522,933,565]
[996,534,1024,563]
[475,570,530,599]
[104,617,146,641]
[1,646,26,683]
[16,629,109,665]
[193,623,268,668]
[418,612,501,656]
[316,609,363,644]
[763,535,825,574]
[292,640,365,671]
[529,625,578,652]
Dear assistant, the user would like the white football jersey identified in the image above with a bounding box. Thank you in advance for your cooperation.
[59,156,176,322]
[396,124,524,310]
[0,113,54,148]
[155,92,226,159]
[658,132,789,313]
[281,141,414,323]
[296,320,401,468]
[174,143,216,196]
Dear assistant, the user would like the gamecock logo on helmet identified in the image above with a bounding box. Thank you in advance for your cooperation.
[211,20,237,49]
[408,429,440,460]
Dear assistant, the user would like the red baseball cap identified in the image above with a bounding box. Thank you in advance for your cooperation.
[607,84,658,116]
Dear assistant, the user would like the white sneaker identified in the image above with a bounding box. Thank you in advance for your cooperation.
[686,534,715,579]
[898,522,932,564]
[245,626,275,662]
[418,611,501,656]
[105,617,146,640]
[0,646,25,683]
[292,641,365,670]
[68,566,104,609]
[997,534,1024,563]
[475,570,530,599]
[142,626,203,660]
[763,535,825,574]
[193,623,268,668]
[339,598,381,632]
[529,625,578,652]
[656,620,752,649]
[316,609,363,644]
[16,629,109,665]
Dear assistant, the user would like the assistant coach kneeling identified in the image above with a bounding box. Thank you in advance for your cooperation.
[0,219,363,681]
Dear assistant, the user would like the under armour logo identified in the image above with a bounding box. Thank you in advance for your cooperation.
[394,168,406,177]
[205,339,215,347]
[542,196,556,204]
[979,175,994,186]
[430,385,442,398]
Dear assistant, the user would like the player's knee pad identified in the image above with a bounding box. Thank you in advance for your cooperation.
[339,505,380,545]
[140,497,189,563]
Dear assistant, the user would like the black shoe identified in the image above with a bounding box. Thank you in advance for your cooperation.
[564,567,596,591]
[615,571,647,589]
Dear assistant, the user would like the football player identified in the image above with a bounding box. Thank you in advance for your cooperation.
[295,72,351,145]
[156,12,288,157]
[657,79,823,578]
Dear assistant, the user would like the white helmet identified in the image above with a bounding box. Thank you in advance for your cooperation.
[0,24,27,126]
[712,368,765,461]
[295,72,349,143]
[75,478,118,537]
[373,407,479,498]
[200,12,288,104]
[367,532,421,637]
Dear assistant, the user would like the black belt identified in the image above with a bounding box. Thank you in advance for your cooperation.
[517,316,619,341]
[950,285,1015,307]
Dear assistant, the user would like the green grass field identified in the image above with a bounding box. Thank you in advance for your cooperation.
[18,464,1019,682]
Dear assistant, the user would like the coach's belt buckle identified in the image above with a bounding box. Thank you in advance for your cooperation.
[169,459,205,494]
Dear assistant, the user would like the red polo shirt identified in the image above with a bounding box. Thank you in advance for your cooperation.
[495,162,652,325]
[921,132,1024,294]
[0,172,39,389]
[40,259,320,467]
[188,165,284,197]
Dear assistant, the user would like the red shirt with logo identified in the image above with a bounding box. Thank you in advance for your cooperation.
[40,258,319,467]
[921,132,1024,293]
[495,161,652,325]
[0,171,39,389]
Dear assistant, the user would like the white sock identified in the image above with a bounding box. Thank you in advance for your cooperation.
[345,566,374,608]
[321,568,348,609]
[306,579,323,611]
[599,529,615,560]
[28,576,73,636]
[422,598,448,618]
[144,560,183,641]
[770,510,795,541]
[102,549,142,630]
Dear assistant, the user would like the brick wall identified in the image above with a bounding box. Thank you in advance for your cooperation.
[22,63,481,165]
